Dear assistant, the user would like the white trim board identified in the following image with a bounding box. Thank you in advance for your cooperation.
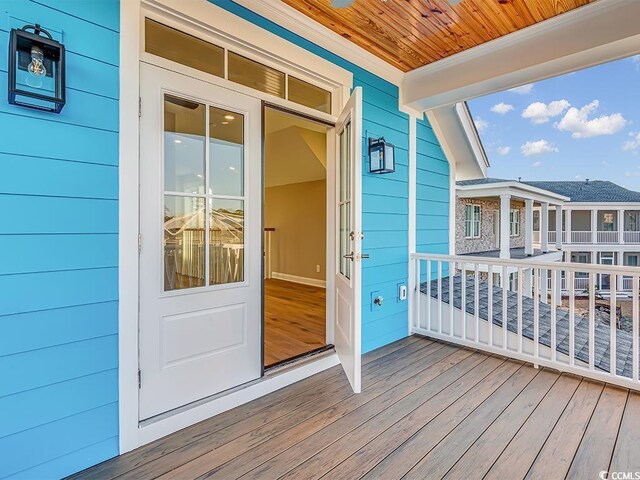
[272,272,327,289]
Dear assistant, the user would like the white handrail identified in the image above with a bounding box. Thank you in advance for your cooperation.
[410,252,640,391]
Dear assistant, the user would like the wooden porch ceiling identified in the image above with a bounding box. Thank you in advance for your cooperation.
[282,0,596,72]
[73,336,640,479]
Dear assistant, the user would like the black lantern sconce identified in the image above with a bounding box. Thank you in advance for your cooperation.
[368,137,395,174]
[8,24,66,113]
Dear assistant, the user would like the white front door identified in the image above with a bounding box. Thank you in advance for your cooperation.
[138,63,262,420]
[334,87,362,393]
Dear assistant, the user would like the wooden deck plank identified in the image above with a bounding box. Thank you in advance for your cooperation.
[133,342,449,479]
[70,338,640,480]
[610,392,640,473]
[484,375,582,480]
[444,370,575,480]
[403,365,551,480]
[72,336,428,480]
[329,359,524,480]
[236,349,484,480]
[525,379,605,479]
[566,385,629,479]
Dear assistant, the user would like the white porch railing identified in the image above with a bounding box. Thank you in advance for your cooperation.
[597,231,619,244]
[570,231,592,244]
[410,253,640,391]
[625,231,640,244]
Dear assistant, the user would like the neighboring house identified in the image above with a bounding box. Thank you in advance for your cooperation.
[456,178,640,297]
[455,179,567,297]
[528,180,640,295]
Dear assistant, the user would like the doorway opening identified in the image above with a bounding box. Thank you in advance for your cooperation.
[263,106,331,368]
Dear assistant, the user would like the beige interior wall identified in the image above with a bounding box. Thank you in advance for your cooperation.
[265,179,326,281]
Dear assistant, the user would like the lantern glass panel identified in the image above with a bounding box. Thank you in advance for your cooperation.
[384,143,395,172]
[369,143,384,173]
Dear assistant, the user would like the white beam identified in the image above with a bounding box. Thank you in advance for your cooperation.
[500,194,511,260]
[591,209,598,244]
[619,209,625,245]
[401,0,640,110]
[566,208,572,244]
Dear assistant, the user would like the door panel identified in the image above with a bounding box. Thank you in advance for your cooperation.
[334,87,362,393]
[139,63,262,420]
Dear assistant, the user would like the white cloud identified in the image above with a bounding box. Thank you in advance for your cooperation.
[520,140,559,156]
[575,174,583,180]
[602,160,611,167]
[474,117,489,133]
[490,102,514,115]
[496,146,511,155]
[521,100,570,125]
[555,100,627,138]
[508,83,534,95]
[531,161,542,167]
[623,131,640,151]
[632,55,640,71]
[624,171,640,178]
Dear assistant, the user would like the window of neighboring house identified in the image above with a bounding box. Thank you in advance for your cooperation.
[510,209,520,236]
[628,255,639,267]
[627,211,640,231]
[465,205,481,238]
[603,213,615,231]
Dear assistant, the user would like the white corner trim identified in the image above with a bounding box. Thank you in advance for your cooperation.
[137,353,339,446]
[455,103,489,169]
[119,0,142,455]
[407,114,417,333]
[272,272,327,289]
[233,0,404,87]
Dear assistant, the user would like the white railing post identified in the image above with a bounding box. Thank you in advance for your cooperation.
[610,273,617,377]
[633,276,639,383]
[569,270,575,367]
[488,264,494,348]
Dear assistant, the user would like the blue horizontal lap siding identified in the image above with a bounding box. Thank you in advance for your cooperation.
[416,117,450,286]
[0,1,119,479]
[209,0,451,353]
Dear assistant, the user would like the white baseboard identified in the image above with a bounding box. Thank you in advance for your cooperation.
[272,272,326,288]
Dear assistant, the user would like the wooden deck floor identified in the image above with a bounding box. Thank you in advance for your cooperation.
[72,336,640,480]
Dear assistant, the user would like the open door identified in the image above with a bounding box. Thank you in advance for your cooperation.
[334,87,362,393]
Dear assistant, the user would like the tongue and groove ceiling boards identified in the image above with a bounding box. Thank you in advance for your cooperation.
[281,0,596,72]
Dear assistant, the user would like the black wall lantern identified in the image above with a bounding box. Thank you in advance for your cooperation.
[368,137,395,174]
[8,24,66,113]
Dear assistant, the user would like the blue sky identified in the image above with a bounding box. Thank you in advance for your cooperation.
[468,55,640,191]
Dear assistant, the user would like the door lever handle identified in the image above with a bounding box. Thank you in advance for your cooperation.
[343,253,355,260]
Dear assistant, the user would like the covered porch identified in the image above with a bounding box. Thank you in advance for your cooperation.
[71,336,639,479]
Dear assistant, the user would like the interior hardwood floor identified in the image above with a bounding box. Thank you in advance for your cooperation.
[264,278,326,367]
[70,336,640,480]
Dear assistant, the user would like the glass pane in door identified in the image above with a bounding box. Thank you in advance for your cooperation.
[339,122,352,280]
[164,196,206,291]
[164,95,206,194]
[209,107,244,196]
[209,199,244,285]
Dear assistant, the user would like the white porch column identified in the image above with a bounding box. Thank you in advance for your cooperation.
[524,267,533,298]
[541,268,549,304]
[591,209,598,244]
[555,205,563,250]
[618,209,625,244]
[500,194,511,259]
[525,199,534,256]
[541,202,549,253]
[617,251,624,291]
[552,270,563,306]
[566,208,572,244]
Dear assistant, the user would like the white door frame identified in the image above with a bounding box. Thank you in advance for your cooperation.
[119,0,353,452]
